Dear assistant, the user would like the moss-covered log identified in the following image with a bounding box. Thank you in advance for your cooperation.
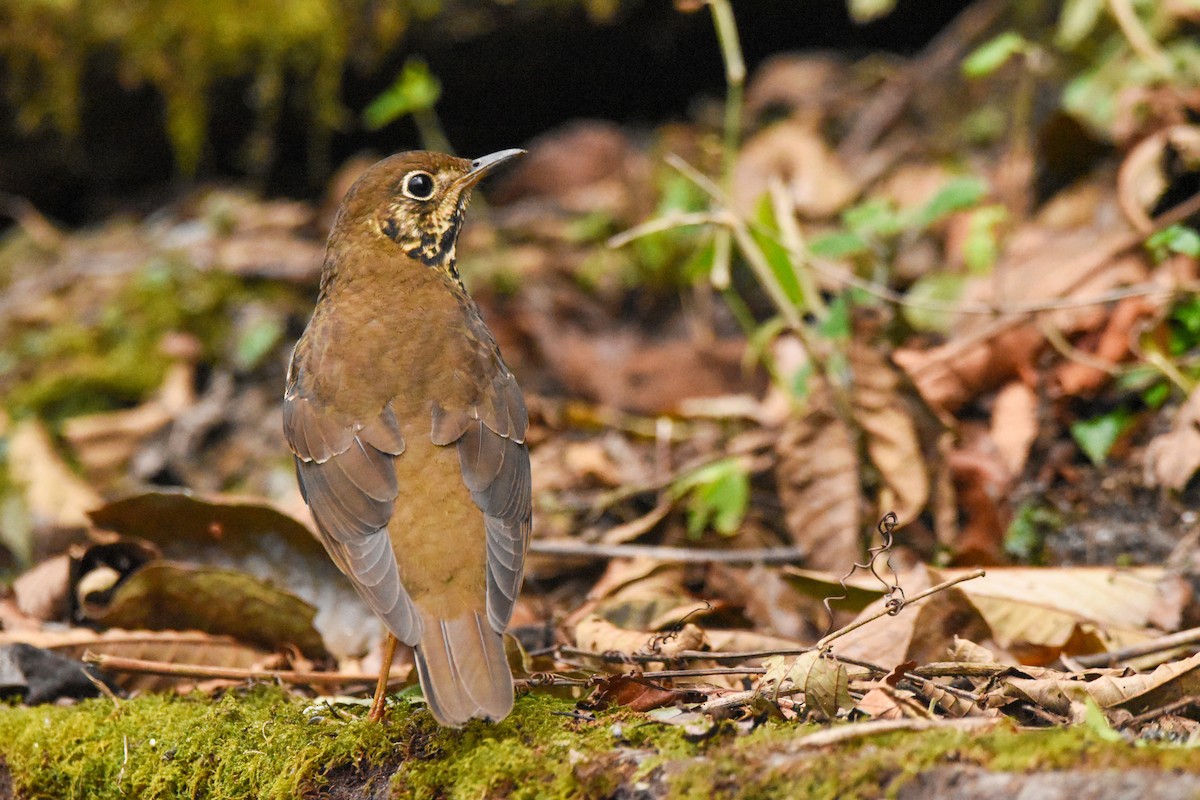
[2,688,1199,799]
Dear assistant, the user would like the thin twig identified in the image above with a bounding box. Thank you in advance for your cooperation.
[816,569,986,650]
[529,540,806,564]
[84,653,407,686]
[1108,0,1171,76]
[788,715,1004,748]
[1072,625,1200,668]
[1121,694,1200,728]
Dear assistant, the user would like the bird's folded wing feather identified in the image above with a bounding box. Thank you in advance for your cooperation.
[431,363,532,634]
[283,373,422,645]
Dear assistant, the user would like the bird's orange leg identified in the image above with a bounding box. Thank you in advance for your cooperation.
[367,633,399,723]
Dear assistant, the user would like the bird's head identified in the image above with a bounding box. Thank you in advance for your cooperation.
[335,149,524,270]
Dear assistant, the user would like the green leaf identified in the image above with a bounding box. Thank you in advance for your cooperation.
[902,273,966,333]
[962,31,1029,78]
[672,458,750,539]
[843,198,903,238]
[1003,502,1056,563]
[1146,225,1200,262]
[963,205,1007,274]
[1070,409,1133,465]
[234,315,284,371]
[752,194,804,307]
[809,231,870,258]
[847,0,896,24]
[362,58,441,131]
[1083,698,1125,743]
[909,176,989,230]
[819,293,853,341]
[1056,0,1107,50]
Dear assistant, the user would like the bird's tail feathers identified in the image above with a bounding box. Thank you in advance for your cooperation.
[414,610,513,726]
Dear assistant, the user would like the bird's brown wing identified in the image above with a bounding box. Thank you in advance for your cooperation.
[431,361,531,634]
[283,365,422,645]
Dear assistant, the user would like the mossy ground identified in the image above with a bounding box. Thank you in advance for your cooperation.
[1,687,1198,799]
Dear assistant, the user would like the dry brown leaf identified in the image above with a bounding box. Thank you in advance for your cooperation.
[82,561,328,660]
[573,615,706,659]
[856,687,906,720]
[775,388,862,572]
[936,566,1173,665]
[1055,296,1158,397]
[1117,125,1200,234]
[1000,652,1200,718]
[894,230,1150,412]
[948,445,1010,564]
[850,342,930,526]
[582,674,706,713]
[762,651,853,720]
[1144,386,1200,491]
[834,566,994,670]
[989,381,1037,478]
[704,628,808,655]
[946,637,997,664]
[61,360,197,486]
[87,490,373,658]
[12,554,69,621]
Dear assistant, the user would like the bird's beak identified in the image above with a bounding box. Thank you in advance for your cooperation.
[459,148,525,188]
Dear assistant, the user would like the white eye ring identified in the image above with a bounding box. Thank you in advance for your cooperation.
[402,171,436,200]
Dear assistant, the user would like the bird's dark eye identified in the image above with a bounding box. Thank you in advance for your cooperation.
[402,171,435,200]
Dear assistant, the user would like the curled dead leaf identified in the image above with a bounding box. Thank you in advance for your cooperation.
[81,561,328,660]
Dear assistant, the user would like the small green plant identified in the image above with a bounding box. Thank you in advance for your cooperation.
[362,57,451,153]
[669,457,750,539]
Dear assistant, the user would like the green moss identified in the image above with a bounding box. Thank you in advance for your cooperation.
[0,0,627,175]
[0,257,280,424]
[2,691,1197,800]
[0,688,395,799]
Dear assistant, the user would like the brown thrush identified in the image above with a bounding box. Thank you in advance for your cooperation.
[283,149,530,726]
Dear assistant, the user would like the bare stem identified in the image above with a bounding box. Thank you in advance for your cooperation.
[816,569,986,650]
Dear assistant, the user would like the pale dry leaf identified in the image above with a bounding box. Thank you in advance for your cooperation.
[62,361,197,486]
[8,419,102,533]
[704,628,808,654]
[946,636,996,664]
[762,651,852,720]
[850,342,930,526]
[1144,386,1200,491]
[732,121,857,218]
[1000,652,1200,717]
[917,681,987,718]
[935,566,1172,665]
[856,686,905,720]
[989,381,1037,478]
[777,565,886,613]
[775,386,862,571]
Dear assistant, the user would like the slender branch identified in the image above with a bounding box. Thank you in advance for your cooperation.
[816,569,986,650]
[1072,625,1200,668]
[1108,0,1171,76]
[529,540,806,564]
[84,653,406,686]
